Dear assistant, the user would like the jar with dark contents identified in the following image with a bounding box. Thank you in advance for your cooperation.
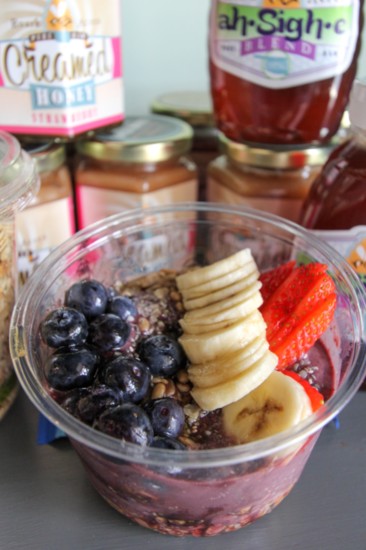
[300,80,366,390]
[17,141,75,286]
[0,131,39,419]
[151,91,219,200]
[74,115,199,229]
[207,134,334,223]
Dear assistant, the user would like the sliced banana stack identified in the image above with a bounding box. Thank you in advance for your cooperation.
[177,249,278,411]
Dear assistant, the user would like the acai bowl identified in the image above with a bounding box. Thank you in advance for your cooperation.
[9,203,366,537]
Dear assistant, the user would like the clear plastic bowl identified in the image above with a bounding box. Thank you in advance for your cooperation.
[9,203,366,537]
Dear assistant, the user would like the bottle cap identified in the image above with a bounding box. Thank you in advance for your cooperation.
[76,115,193,163]
[220,133,334,170]
[151,91,215,128]
[349,80,366,132]
[20,141,66,174]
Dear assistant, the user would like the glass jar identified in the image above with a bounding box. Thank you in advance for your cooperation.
[17,141,75,286]
[74,115,198,229]
[207,134,333,222]
[300,79,366,387]
[151,91,219,200]
[208,0,364,145]
[0,131,39,419]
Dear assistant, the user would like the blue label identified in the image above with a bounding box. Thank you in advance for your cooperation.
[31,80,95,109]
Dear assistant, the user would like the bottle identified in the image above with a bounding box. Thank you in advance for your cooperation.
[300,79,366,388]
[17,141,75,285]
[208,0,364,145]
[0,131,39,419]
[151,91,219,200]
[207,134,334,222]
[74,115,198,229]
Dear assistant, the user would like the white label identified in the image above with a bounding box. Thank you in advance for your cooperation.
[310,226,366,285]
[17,197,75,284]
[0,0,124,136]
[76,179,198,229]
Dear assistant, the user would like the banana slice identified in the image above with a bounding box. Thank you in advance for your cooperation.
[179,317,238,335]
[188,335,269,388]
[176,249,279,413]
[179,310,267,364]
[191,349,278,411]
[179,289,263,332]
[183,271,259,310]
[182,282,262,322]
[222,370,313,444]
[180,261,257,300]
[176,249,254,290]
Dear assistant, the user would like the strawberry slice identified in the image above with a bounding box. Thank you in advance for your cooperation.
[283,370,324,412]
[261,263,331,340]
[268,272,336,347]
[260,262,337,370]
[259,260,296,302]
[271,293,337,370]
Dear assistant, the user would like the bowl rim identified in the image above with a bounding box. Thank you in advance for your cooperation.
[10,202,366,467]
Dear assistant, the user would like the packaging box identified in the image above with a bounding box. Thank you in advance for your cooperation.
[0,0,124,138]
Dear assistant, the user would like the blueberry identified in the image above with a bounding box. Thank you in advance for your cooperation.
[107,295,138,321]
[106,286,117,300]
[64,279,108,319]
[88,313,131,352]
[40,307,88,349]
[138,334,186,377]
[96,403,154,445]
[145,397,185,438]
[55,387,91,416]
[102,356,151,403]
[45,347,99,390]
[77,384,123,424]
[151,436,187,450]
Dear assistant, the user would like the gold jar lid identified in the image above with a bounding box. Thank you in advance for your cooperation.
[151,91,215,128]
[76,115,194,163]
[221,133,334,169]
[21,141,66,173]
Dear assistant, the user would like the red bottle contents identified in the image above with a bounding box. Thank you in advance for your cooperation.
[301,138,366,230]
[301,79,366,389]
[209,0,364,145]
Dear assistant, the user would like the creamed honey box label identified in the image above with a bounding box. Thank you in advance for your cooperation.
[0,0,124,138]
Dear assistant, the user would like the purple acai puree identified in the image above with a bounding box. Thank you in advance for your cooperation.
[72,431,319,536]
[43,266,339,536]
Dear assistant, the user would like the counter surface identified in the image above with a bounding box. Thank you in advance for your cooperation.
[1,389,366,550]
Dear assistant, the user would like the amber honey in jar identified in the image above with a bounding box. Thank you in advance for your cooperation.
[208,0,364,145]
[17,141,75,285]
[74,115,198,229]
[207,135,334,223]
[151,91,219,200]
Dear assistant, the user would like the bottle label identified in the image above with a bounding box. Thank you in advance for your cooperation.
[207,176,304,222]
[76,182,198,271]
[210,0,360,89]
[310,226,366,285]
[17,197,75,285]
[76,180,198,229]
[0,0,124,137]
